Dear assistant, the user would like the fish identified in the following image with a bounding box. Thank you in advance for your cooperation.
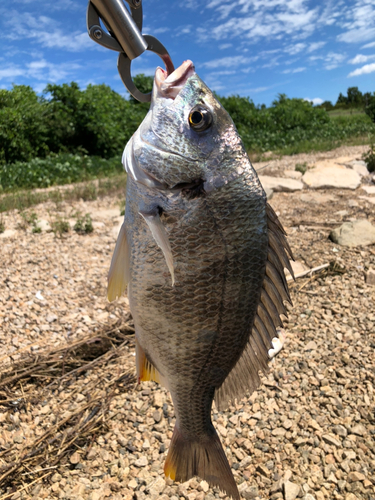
[107,60,293,499]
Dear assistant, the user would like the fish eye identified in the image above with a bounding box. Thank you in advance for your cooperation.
[188,106,212,132]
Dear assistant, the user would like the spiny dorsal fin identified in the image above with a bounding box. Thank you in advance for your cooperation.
[107,223,130,302]
[214,203,293,410]
[139,210,175,286]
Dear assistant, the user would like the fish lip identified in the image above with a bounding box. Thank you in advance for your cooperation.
[154,60,195,100]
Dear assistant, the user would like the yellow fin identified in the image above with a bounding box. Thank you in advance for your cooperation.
[135,338,162,384]
[107,223,130,302]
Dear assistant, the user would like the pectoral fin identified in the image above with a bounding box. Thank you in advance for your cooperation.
[107,223,130,302]
[139,210,175,286]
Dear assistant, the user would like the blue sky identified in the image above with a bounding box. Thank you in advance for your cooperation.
[1,0,375,106]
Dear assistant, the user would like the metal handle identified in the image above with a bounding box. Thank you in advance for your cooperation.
[89,0,147,60]
[87,0,175,101]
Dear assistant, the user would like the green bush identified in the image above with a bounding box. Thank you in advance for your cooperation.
[0,153,122,191]
[362,142,375,173]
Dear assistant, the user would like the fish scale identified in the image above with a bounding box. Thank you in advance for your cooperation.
[107,60,293,499]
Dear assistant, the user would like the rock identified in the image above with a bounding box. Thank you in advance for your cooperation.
[283,480,300,500]
[359,195,375,205]
[361,185,375,194]
[256,464,272,477]
[348,199,358,207]
[70,451,80,464]
[265,187,274,200]
[146,477,166,495]
[347,471,365,482]
[259,175,304,192]
[348,160,369,177]
[0,229,16,239]
[302,495,316,500]
[304,340,318,351]
[366,270,375,285]
[299,192,338,204]
[322,434,341,447]
[350,424,366,436]
[330,220,375,247]
[333,425,347,437]
[302,164,361,189]
[38,219,51,231]
[284,170,303,180]
[134,455,148,467]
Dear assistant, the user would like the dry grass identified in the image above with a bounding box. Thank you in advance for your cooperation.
[0,317,136,495]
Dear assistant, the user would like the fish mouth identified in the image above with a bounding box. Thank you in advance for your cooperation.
[154,60,195,100]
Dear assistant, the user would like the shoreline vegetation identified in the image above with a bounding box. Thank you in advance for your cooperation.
[1,77,374,211]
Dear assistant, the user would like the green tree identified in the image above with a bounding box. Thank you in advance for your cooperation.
[364,93,375,123]
[346,86,363,106]
[0,85,49,165]
[336,92,347,105]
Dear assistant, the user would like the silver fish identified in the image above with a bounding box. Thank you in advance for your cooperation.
[108,60,293,499]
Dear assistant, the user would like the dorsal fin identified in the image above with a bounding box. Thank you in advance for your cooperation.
[214,203,293,410]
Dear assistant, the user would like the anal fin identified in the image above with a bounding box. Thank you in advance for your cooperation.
[135,338,163,385]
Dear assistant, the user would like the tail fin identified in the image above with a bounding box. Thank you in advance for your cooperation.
[164,423,239,500]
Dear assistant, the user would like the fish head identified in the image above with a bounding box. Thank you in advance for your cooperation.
[125,60,249,191]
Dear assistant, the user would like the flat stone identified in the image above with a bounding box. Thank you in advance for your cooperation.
[302,164,361,189]
[299,192,338,204]
[259,175,304,192]
[330,220,375,247]
[361,185,375,194]
[284,170,303,180]
[348,160,369,177]
[302,495,316,500]
[359,195,375,204]
[366,270,375,285]
[284,480,300,500]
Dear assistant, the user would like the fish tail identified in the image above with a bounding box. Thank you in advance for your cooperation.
[164,422,239,500]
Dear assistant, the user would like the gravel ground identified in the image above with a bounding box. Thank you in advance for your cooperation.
[0,145,374,500]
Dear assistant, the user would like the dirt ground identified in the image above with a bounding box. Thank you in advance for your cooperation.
[0,144,374,500]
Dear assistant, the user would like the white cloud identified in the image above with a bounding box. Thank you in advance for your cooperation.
[349,54,375,64]
[4,11,96,52]
[362,41,375,49]
[196,0,321,43]
[284,43,306,55]
[282,67,306,74]
[201,55,258,69]
[307,41,326,52]
[218,43,232,50]
[324,52,346,70]
[0,59,82,83]
[348,62,375,77]
[0,67,24,80]
[337,0,375,43]
[304,97,324,105]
